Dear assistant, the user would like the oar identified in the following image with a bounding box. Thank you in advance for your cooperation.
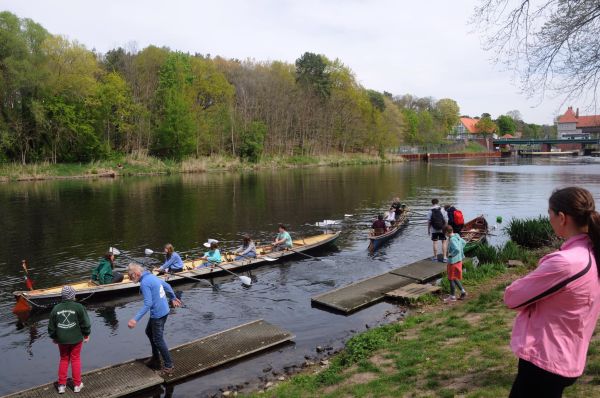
[110,247,150,268]
[288,247,335,264]
[164,268,218,289]
[21,260,34,291]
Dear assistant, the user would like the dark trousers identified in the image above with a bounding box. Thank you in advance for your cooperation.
[145,315,173,368]
[509,359,577,398]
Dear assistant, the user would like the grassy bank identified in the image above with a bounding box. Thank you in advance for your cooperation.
[0,153,404,182]
[247,244,600,398]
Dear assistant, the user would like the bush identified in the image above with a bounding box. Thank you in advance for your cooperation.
[471,244,499,264]
[239,121,266,163]
[505,216,555,248]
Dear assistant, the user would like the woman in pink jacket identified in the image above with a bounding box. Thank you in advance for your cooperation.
[505,187,600,397]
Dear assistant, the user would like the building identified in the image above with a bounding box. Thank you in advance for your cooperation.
[557,107,600,139]
[449,117,498,140]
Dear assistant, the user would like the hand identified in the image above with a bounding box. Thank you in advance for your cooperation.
[128,319,137,329]
[171,298,182,308]
[83,336,90,343]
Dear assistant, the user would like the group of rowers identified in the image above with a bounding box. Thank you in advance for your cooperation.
[90,224,294,285]
[371,197,408,234]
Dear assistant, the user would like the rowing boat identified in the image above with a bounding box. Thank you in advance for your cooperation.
[460,216,489,254]
[368,209,409,251]
[12,231,340,311]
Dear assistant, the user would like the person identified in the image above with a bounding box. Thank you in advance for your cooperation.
[272,224,293,251]
[427,198,448,262]
[371,213,388,236]
[385,208,396,227]
[157,244,184,274]
[391,197,402,221]
[91,252,124,284]
[48,286,91,394]
[234,235,257,260]
[127,263,181,375]
[444,204,464,234]
[197,240,222,267]
[504,187,600,398]
[443,225,467,302]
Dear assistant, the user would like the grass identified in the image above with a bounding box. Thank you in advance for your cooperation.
[0,153,404,182]
[504,216,556,248]
[245,241,600,398]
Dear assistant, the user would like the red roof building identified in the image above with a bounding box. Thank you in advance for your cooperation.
[557,107,600,139]
[449,117,497,140]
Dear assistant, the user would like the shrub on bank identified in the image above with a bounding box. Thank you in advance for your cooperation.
[504,216,555,248]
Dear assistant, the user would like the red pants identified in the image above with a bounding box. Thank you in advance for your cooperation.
[58,341,83,386]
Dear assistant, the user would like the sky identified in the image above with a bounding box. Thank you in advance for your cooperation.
[1,0,575,124]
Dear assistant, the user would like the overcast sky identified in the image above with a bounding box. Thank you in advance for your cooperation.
[3,0,575,124]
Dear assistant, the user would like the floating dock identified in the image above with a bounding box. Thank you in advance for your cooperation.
[385,283,441,300]
[311,258,445,314]
[3,319,293,398]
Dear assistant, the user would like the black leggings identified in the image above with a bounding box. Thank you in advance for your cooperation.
[509,359,577,398]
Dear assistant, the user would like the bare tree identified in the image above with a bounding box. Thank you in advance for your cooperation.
[473,0,600,108]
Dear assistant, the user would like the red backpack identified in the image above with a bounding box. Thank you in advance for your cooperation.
[453,209,464,225]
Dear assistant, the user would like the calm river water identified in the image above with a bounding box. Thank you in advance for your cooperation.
[1,157,600,396]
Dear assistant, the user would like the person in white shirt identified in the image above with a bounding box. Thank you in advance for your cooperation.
[427,198,449,262]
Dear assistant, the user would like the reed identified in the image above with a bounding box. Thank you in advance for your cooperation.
[504,216,555,248]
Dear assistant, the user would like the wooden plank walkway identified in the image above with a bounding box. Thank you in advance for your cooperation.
[389,258,446,282]
[311,273,413,314]
[311,257,447,314]
[385,283,441,300]
[2,319,293,398]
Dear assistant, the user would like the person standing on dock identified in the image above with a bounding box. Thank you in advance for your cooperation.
[127,263,181,375]
[443,225,467,302]
[504,187,600,398]
[427,198,448,262]
[48,285,91,394]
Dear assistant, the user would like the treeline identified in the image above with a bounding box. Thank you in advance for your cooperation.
[0,11,465,164]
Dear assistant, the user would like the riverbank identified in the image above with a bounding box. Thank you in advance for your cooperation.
[245,250,600,397]
[0,153,405,183]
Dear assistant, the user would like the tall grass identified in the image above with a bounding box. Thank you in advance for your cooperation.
[504,216,555,248]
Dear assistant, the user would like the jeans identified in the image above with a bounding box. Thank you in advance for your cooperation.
[58,341,83,386]
[145,315,173,368]
[450,280,464,296]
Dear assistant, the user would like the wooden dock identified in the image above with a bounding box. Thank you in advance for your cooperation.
[311,257,446,314]
[2,319,293,398]
[385,283,441,300]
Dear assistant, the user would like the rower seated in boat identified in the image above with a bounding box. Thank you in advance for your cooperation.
[372,213,388,236]
[91,252,124,284]
[272,224,293,252]
[196,240,222,268]
[385,208,396,227]
[157,243,184,275]
[234,234,257,260]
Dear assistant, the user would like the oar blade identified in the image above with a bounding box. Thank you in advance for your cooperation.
[239,276,252,286]
[144,248,154,256]
[110,247,121,256]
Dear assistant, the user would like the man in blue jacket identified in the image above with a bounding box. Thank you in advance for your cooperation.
[127,263,181,374]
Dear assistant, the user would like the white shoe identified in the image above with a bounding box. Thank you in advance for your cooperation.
[74,382,84,393]
[58,385,66,394]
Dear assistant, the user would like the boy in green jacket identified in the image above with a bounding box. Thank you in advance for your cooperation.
[48,286,91,394]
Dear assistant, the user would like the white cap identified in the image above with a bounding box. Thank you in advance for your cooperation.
[203,239,219,248]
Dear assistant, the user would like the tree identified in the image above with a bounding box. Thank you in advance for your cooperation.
[506,109,522,122]
[474,0,600,104]
[434,98,460,134]
[475,116,497,135]
[496,115,517,135]
[295,52,331,99]
[239,121,266,162]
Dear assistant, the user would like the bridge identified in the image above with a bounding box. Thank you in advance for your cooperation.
[492,138,600,145]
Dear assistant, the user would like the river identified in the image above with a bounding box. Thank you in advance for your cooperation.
[1,157,600,396]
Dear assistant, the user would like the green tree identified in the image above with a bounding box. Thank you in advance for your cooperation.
[434,98,460,134]
[295,52,331,99]
[496,115,516,135]
[239,121,266,162]
[475,116,497,135]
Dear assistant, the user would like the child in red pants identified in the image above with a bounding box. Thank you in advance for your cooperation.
[443,225,467,302]
[48,286,91,393]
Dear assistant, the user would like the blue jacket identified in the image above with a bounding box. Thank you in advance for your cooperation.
[134,271,176,321]
[159,252,184,272]
[448,234,466,264]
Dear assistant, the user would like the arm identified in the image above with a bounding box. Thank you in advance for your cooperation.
[160,279,181,307]
[240,242,255,256]
[504,253,573,309]
[206,250,221,263]
[133,283,153,322]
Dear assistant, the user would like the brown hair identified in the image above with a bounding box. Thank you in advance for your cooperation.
[278,224,287,231]
[210,242,219,250]
[164,243,174,260]
[549,187,600,268]
[443,225,454,235]
[104,252,115,269]
[432,198,439,205]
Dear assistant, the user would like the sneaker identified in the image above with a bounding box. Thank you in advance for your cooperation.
[160,366,174,376]
[74,383,84,393]
[430,256,438,261]
[459,291,467,300]
[57,385,66,394]
[144,357,162,370]
[443,295,457,303]
[442,258,448,263]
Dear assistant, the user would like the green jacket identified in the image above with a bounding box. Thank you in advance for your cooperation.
[48,300,91,344]
[91,258,113,285]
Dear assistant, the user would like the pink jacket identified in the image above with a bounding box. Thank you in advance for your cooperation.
[504,234,600,377]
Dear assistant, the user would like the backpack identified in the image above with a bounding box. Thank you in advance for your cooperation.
[430,208,445,230]
[453,209,464,225]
